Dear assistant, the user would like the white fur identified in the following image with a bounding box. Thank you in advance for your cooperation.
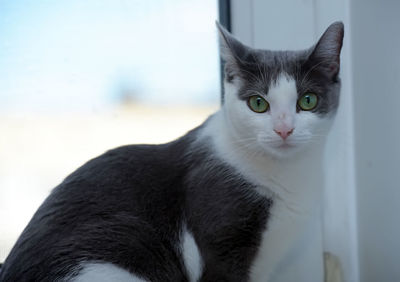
[71,262,146,282]
[199,74,333,281]
[181,228,203,282]
[67,230,203,282]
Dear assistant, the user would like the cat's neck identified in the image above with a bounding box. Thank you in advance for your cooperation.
[199,109,326,211]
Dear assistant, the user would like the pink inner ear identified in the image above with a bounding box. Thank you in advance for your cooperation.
[328,62,339,75]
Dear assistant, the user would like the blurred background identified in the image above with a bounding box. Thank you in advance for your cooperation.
[1,1,400,282]
[0,0,219,262]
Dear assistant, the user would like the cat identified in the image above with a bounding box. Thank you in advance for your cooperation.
[0,21,344,282]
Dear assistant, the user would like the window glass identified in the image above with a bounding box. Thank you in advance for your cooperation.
[0,0,219,261]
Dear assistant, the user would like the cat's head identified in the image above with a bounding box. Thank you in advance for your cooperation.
[217,22,344,158]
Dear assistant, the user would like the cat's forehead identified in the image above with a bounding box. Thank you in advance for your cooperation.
[255,49,307,68]
[237,49,307,87]
[235,50,303,102]
[266,74,297,105]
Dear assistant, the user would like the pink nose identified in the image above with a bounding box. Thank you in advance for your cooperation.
[274,128,294,140]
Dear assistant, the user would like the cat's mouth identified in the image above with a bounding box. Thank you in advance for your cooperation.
[257,137,298,152]
[277,143,294,149]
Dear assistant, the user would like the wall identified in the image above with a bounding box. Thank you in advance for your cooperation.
[350,1,400,281]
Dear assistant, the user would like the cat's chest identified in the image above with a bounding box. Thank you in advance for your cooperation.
[248,190,324,282]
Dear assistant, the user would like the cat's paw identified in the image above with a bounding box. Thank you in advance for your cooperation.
[324,252,343,282]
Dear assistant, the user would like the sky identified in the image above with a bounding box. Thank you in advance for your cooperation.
[0,0,220,113]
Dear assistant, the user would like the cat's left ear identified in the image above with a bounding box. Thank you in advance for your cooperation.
[307,22,344,81]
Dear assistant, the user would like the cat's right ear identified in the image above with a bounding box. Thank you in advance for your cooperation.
[216,22,247,81]
[216,22,246,63]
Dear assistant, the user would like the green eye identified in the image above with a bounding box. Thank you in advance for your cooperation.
[298,93,318,111]
[248,95,269,113]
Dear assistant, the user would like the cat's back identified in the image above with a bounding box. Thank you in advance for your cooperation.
[0,137,193,282]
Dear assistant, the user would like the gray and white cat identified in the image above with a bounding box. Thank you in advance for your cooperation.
[0,22,344,282]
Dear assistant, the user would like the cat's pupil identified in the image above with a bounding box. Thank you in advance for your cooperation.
[306,96,310,104]
[257,98,261,106]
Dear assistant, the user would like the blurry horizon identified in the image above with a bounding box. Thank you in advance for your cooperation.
[0,0,220,114]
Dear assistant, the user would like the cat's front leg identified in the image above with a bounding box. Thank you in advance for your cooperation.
[198,265,246,282]
[324,252,344,282]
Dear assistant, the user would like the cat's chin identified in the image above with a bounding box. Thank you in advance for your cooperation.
[261,142,305,159]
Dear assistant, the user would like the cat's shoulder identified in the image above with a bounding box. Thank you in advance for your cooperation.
[65,141,185,180]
